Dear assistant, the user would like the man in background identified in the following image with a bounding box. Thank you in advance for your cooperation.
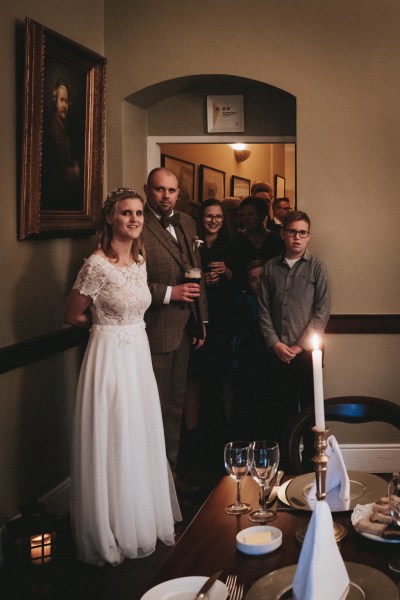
[267,197,292,232]
[251,180,274,205]
[251,180,274,227]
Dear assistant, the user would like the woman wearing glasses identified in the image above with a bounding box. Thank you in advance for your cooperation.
[183,199,234,478]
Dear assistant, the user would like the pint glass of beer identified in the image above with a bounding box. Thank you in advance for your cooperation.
[184,267,204,339]
[184,266,201,284]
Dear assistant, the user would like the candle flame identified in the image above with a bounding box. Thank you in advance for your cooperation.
[312,334,320,351]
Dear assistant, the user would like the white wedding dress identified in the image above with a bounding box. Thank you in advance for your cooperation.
[70,254,181,566]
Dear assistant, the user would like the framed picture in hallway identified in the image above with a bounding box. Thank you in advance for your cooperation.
[19,18,106,239]
[275,174,286,199]
[231,175,250,199]
[199,165,225,201]
[161,154,195,201]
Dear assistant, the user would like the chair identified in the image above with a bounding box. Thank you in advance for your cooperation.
[283,396,400,474]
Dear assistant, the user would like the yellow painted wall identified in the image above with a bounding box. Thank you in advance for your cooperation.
[158,143,295,204]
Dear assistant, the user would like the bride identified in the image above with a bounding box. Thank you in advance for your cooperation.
[64,188,181,566]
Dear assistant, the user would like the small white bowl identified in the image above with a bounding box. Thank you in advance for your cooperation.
[236,525,282,555]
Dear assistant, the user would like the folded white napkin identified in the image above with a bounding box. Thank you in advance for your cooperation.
[293,500,350,600]
[308,435,350,500]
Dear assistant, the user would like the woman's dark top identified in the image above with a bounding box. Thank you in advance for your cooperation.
[189,236,233,379]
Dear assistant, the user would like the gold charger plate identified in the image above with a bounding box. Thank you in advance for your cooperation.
[245,562,399,600]
[284,471,387,512]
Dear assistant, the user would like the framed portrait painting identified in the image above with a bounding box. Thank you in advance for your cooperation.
[199,165,225,201]
[161,154,195,201]
[19,18,106,239]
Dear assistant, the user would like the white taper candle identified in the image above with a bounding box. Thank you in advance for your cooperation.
[312,334,325,431]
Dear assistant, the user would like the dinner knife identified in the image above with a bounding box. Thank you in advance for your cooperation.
[195,570,223,599]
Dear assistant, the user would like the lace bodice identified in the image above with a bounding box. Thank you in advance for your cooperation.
[73,254,151,325]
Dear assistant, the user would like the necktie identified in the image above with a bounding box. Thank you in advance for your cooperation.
[161,212,180,229]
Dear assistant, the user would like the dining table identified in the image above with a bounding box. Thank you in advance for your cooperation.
[148,473,399,596]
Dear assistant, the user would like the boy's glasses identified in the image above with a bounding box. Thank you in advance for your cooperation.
[284,229,309,238]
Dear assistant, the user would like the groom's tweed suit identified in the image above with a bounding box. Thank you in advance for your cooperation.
[143,204,207,471]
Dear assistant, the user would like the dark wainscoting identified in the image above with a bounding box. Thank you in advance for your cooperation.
[0,327,89,374]
[325,314,400,334]
[0,315,399,374]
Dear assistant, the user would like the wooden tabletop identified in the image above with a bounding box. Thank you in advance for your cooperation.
[150,474,398,593]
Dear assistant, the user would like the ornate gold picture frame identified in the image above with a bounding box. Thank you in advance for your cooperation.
[19,18,106,239]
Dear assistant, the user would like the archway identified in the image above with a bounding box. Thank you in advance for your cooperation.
[125,74,296,204]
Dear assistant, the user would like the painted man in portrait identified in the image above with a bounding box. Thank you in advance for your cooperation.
[41,78,83,211]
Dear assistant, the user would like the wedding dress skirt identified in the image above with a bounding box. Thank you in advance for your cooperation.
[70,256,181,566]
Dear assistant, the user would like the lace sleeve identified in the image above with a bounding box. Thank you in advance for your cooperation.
[73,257,107,301]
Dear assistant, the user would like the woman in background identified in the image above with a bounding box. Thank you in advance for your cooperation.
[181,199,233,478]
[64,188,181,566]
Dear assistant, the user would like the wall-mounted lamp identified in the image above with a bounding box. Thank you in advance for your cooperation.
[232,143,251,163]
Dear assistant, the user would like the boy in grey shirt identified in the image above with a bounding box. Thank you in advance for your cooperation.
[258,210,330,469]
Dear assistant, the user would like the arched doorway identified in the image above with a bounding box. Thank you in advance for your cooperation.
[125,74,296,204]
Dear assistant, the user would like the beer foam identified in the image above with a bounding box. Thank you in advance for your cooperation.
[185,267,201,279]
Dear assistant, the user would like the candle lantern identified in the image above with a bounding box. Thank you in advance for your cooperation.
[6,503,57,568]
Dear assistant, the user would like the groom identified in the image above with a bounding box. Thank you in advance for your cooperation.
[143,167,208,484]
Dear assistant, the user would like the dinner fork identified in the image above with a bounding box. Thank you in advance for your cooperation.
[230,582,244,600]
[226,574,237,597]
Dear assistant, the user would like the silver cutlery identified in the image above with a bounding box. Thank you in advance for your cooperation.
[195,570,223,599]
[226,574,237,596]
[230,582,244,600]
[226,575,244,600]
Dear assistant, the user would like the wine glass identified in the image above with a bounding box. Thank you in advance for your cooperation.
[388,473,400,572]
[224,441,252,515]
[247,440,280,523]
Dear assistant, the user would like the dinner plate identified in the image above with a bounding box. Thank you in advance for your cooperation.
[284,471,387,512]
[140,576,229,600]
[245,562,399,600]
[358,531,400,544]
[351,502,400,543]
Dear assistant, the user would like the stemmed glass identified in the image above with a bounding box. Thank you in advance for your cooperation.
[388,473,400,572]
[224,441,252,515]
[247,440,280,523]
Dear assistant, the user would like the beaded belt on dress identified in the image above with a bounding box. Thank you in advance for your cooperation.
[90,322,146,344]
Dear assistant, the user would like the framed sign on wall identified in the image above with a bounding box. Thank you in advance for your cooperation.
[207,95,244,133]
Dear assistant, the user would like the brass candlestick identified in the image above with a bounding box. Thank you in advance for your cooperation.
[312,427,347,542]
[296,427,347,543]
[311,427,329,500]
